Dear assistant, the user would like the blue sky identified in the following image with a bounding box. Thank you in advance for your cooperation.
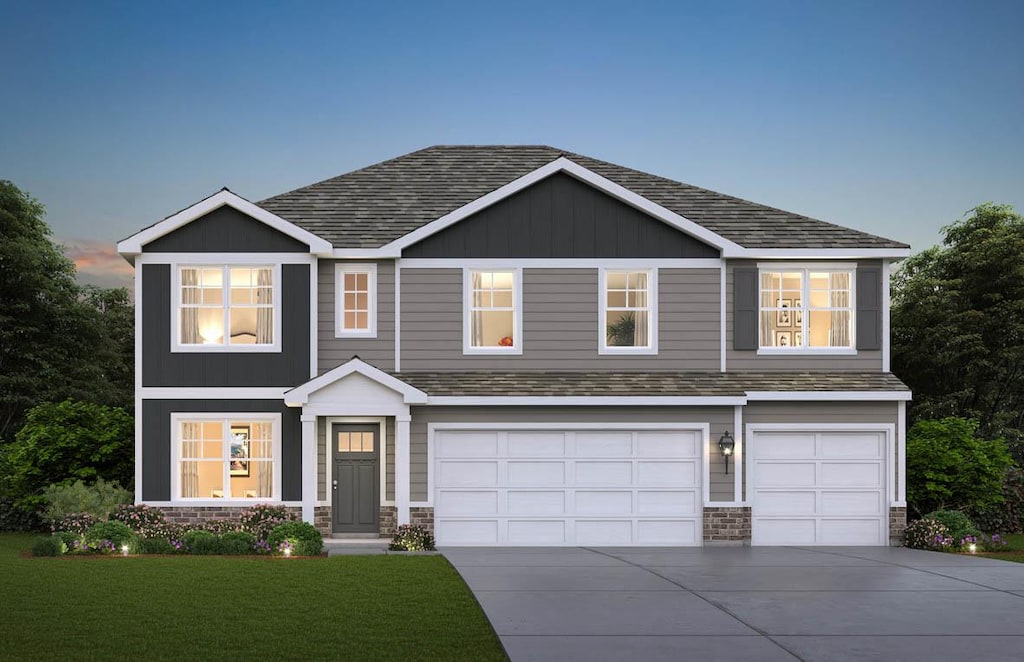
[2,0,1022,288]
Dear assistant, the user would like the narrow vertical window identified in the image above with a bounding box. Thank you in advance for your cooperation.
[335,264,377,337]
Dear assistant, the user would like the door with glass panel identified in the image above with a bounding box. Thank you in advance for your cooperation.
[332,424,379,533]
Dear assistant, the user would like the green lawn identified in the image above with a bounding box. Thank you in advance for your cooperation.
[0,534,506,661]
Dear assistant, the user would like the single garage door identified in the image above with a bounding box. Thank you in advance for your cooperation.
[751,428,888,546]
[433,427,702,546]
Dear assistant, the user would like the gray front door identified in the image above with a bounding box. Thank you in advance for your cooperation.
[332,423,380,533]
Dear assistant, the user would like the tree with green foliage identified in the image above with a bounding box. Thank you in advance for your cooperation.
[0,180,133,441]
[892,203,1024,456]
[1,400,133,512]
[906,417,1012,516]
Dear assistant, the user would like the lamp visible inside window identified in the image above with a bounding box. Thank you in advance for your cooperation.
[718,431,735,474]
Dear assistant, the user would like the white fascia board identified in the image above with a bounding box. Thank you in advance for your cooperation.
[284,357,428,406]
[744,391,912,401]
[376,157,743,256]
[732,248,911,259]
[117,189,333,257]
[424,396,747,406]
[141,387,290,399]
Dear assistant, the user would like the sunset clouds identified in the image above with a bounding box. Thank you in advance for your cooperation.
[61,238,133,290]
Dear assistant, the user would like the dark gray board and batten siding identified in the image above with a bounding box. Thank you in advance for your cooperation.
[403,173,720,258]
[399,267,721,372]
[141,400,301,502]
[727,260,884,371]
[141,264,310,387]
[144,205,310,253]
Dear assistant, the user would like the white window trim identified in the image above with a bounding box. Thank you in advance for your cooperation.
[171,263,283,353]
[755,263,856,356]
[598,267,658,355]
[462,268,524,356]
[169,412,282,503]
[334,263,377,338]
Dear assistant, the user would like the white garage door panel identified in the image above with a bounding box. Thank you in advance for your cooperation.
[752,429,888,546]
[433,428,702,546]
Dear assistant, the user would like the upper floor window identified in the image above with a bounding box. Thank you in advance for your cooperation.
[759,268,854,351]
[176,265,279,352]
[600,269,657,354]
[335,264,377,337]
[173,414,280,501]
[464,269,521,354]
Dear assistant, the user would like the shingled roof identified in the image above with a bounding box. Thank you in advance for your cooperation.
[394,371,910,397]
[258,145,908,250]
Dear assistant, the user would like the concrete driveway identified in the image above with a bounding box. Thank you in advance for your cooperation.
[442,546,1024,662]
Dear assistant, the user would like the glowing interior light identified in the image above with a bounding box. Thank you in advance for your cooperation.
[199,322,223,344]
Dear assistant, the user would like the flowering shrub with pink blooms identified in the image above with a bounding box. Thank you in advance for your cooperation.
[904,518,952,550]
[238,504,298,540]
[389,525,435,552]
[51,512,98,535]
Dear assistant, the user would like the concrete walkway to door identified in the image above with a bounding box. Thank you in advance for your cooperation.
[442,546,1024,662]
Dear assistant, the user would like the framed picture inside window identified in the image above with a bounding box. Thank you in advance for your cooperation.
[776,299,792,327]
[775,331,792,347]
[794,331,803,347]
[230,426,250,477]
[794,299,803,326]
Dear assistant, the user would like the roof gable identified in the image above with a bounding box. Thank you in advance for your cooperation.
[118,189,332,258]
[403,170,722,258]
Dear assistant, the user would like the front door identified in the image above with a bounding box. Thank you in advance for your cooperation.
[332,423,380,533]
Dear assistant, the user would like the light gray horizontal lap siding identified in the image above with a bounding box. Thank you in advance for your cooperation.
[726,260,883,371]
[317,260,395,373]
[400,267,721,371]
[409,406,736,502]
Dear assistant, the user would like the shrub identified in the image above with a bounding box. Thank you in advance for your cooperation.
[239,504,298,540]
[31,536,66,557]
[389,525,435,552]
[182,530,222,555]
[0,496,44,532]
[969,466,1024,534]
[56,530,82,549]
[907,418,1012,515]
[904,518,952,551]
[110,504,166,533]
[925,510,980,541]
[51,512,97,535]
[84,520,134,547]
[41,478,132,523]
[68,538,117,554]
[201,519,239,535]
[267,521,323,556]
[220,531,257,555]
[128,536,177,555]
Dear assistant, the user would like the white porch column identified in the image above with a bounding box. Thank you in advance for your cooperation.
[396,411,412,525]
[301,413,317,524]
[896,401,907,504]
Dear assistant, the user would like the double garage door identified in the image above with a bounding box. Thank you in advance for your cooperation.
[433,427,702,546]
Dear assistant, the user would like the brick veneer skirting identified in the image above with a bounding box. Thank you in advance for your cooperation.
[313,506,331,537]
[158,506,303,527]
[379,506,397,537]
[410,507,435,536]
[890,506,907,546]
[703,506,751,544]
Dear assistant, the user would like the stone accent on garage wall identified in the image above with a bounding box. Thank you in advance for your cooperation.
[890,506,907,546]
[410,506,435,536]
[703,506,751,545]
[379,506,397,537]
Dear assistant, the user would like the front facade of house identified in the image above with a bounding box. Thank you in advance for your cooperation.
[118,146,911,546]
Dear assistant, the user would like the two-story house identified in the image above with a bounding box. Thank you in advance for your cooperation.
[117,146,911,547]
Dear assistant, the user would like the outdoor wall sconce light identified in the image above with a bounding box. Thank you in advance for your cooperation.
[718,431,735,474]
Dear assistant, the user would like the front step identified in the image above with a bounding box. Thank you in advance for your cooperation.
[329,533,387,540]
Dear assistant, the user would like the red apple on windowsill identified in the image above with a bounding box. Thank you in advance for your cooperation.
[498,336,513,347]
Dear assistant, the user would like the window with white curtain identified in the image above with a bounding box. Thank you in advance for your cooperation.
[601,269,656,353]
[759,268,854,350]
[175,416,279,500]
[177,265,277,350]
[465,270,520,353]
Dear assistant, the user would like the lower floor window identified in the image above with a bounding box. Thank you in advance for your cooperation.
[176,416,278,499]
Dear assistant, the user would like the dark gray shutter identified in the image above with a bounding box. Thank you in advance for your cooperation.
[733,267,758,350]
[856,267,882,351]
